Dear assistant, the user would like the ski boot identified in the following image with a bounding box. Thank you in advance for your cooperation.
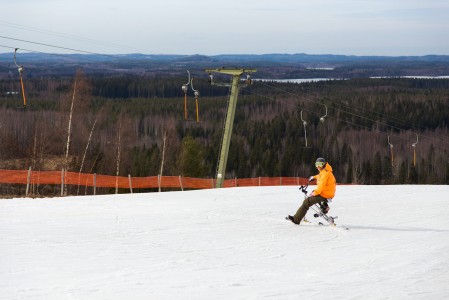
[286,215,299,224]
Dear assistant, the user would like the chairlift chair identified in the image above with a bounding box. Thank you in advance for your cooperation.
[300,110,311,148]
[14,48,31,109]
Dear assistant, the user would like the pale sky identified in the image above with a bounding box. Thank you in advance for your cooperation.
[1,0,448,56]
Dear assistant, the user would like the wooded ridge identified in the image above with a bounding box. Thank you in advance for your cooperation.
[1,71,448,195]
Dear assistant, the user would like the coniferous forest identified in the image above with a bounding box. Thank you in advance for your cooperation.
[1,71,449,196]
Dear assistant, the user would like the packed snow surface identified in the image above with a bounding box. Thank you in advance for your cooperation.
[1,185,449,299]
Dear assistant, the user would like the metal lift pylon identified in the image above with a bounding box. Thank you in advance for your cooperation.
[205,68,256,188]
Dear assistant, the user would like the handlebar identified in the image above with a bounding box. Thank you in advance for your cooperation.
[299,184,308,195]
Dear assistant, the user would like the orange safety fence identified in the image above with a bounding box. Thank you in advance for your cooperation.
[223,177,309,187]
[132,176,159,189]
[234,177,259,187]
[65,172,94,186]
[0,169,308,191]
[161,176,183,189]
[0,170,29,184]
[181,177,215,189]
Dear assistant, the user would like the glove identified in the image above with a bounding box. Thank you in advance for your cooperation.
[308,176,315,182]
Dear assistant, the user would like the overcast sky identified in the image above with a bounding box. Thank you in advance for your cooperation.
[1,0,448,56]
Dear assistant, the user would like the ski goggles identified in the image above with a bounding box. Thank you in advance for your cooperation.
[315,161,326,168]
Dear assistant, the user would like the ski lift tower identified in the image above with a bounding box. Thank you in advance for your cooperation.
[205,68,256,188]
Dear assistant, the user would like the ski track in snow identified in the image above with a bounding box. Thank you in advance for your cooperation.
[1,185,449,299]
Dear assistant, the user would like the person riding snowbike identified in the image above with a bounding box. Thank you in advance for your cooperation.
[287,157,336,225]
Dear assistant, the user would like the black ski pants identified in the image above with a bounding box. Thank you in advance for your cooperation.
[293,195,327,224]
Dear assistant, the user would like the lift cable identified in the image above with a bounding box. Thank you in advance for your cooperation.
[0,35,118,58]
[0,44,115,64]
[0,20,149,53]
[244,88,440,170]
[247,85,448,149]
[0,33,446,149]
[0,42,157,74]
[257,80,448,139]
[254,81,449,146]
[244,85,449,150]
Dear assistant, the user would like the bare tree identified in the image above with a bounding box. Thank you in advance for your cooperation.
[77,117,97,195]
[115,119,122,194]
[61,70,92,195]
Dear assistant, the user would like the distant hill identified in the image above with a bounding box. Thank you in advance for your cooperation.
[2,52,449,63]
[1,52,449,79]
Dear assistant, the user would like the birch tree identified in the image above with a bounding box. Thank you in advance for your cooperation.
[62,70,91,195]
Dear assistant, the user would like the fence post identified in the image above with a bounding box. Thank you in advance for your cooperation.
[26,166,31,197]
[235,177,237,187]
[93,173,97,196]
[259,176,261,186]
[128,174,133,194]
[61,169,65,197]
[158,175,161,192]
[179,175,183,191]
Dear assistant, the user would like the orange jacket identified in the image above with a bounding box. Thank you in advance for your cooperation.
[311,162,336,199]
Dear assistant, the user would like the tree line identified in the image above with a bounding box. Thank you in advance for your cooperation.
[1,73,448,195]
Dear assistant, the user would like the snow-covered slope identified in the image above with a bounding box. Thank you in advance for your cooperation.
[1,185,449,299]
